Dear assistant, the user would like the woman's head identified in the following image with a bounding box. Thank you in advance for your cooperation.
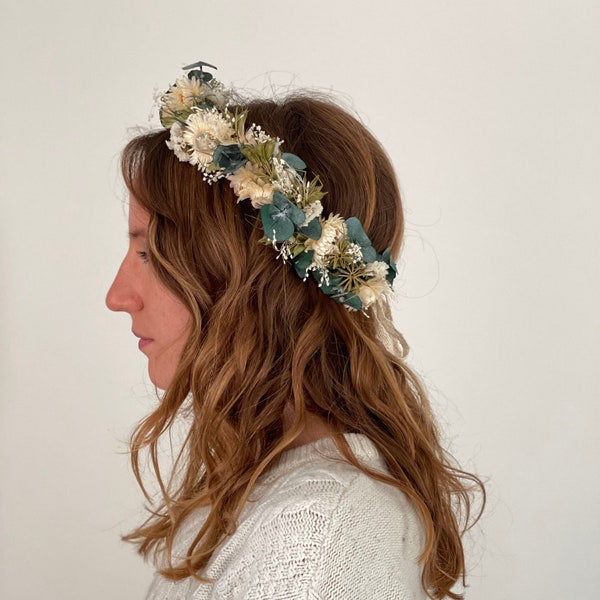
[112,94,404,395]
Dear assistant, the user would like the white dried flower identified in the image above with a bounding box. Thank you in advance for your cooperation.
[301,200,323,227]
[347,242,363,262]
[356,276,390,308]
[305,214,346,264]
[163,76,206,113]
[165,122,190,162]
[364,260,389,279]
[203,81,228,109]
[227,163,275,208]
[183,109,236,167]
[246,124,272,144]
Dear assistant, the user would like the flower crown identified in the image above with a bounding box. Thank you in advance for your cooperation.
[158,60,397,311]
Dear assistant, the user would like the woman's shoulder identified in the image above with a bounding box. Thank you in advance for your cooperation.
[252,433,423,535]
[213,434,426,598]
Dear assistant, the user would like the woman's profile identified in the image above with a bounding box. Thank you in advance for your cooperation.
[106,60,484,599]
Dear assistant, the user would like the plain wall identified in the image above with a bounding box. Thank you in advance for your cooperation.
[1,1,599,598]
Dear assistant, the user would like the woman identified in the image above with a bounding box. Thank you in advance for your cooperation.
[106,61,483,599]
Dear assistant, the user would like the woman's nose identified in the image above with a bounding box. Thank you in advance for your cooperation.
[105,261,143,313]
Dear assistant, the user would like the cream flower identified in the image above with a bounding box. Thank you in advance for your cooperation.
[202,81,228,109]
[165,122,190,162]
[356,276,390,308]
[301,200,323,227]
[227,163,274,208]
[305,214,346,263]
[163,76,205,113]
[183,110,236,167]
[364,260,389,280]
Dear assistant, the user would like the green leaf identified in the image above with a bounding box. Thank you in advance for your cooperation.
[272,192,305,226]
[213,144,247,173]
[311,272,341,296]
[381,248,397,284]
[281,153,307,171]
[298,218,322,240]
[346,217,371,248]
[293,250,315,278]
[260,199,297,242]
[342,294,363,310]
[272,219,294,241]
[361,246,378,263]
[346,216,377,263]
[187,69,213,83]
[291,243,306,257]
[160,111,176,128]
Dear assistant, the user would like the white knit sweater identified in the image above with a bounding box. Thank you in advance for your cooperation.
[145,434,426,599]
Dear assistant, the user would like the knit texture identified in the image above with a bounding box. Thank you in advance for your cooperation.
[145,434,426,599]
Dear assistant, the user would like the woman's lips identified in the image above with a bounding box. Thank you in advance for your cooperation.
[138,338,153,351]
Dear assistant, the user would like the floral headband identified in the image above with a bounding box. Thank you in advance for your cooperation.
[158,60,397,311]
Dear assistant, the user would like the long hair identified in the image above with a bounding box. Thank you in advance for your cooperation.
[120,94,484,599]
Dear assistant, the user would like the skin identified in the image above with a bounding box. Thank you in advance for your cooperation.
[106,198,191,390]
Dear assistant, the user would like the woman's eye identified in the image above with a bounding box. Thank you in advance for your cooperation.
[136,251,149,263]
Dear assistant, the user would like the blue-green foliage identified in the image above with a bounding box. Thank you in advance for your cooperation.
[260,192,306,241]
[292,250,315,279]
[281,153,307,171]
[346,217,378,263]
[213,144,247,174]
[380,248,397,284]
[298,218,322,240]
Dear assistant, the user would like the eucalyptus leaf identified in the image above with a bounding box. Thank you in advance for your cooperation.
[361,246,378,264]
[281,153,307,171]
[293,250,315,279]
[298,218,322,240]
[260,203,295,241]
[213,144,247,174]
[346,217,372,248]
[381,248,398,284]
[319,281,340,296]
[272,192,305,225]
[311,272,341,296]
[187,69,213,83]
[343,294,363,310]
[272,219,294,241]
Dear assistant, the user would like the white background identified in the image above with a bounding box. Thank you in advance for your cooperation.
[1,1,599,598]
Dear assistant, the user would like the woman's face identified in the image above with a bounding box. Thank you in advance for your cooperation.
[106,198,191,389]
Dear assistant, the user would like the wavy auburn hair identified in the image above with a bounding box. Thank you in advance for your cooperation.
[121,94,484,599]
